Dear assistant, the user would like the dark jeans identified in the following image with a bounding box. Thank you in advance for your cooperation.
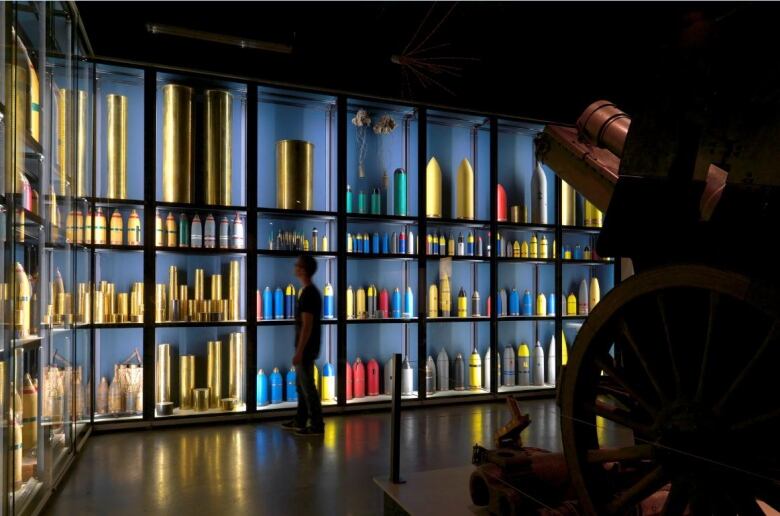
[295,359,323,430]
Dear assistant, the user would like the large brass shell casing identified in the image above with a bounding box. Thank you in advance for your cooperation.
[455,158,474,220]
[58,89,89,197]
[155,343,171,404]
[210,274,222,301]
[276,140,313,210]
[193,388,209,412]
[561,180,575,226]
[194,269,205,301]
[426,157,442,218]
[4,52,28,195]
[168,266,178,301]
[204,90,233,205]
[207,340,222,408]
[179,355,196,409]
[228,260,240,321]
[228,332,244,404]
[162,84,193,203]
[155,284,167,322]
[106,94,128,199]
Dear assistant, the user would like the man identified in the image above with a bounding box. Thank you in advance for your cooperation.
[282,254,324,436]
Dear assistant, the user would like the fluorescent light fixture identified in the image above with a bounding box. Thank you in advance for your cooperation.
[147,23,292,54]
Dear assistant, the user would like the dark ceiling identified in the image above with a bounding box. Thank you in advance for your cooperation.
[76,2,768,124]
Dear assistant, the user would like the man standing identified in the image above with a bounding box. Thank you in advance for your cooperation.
[282,254,324,436]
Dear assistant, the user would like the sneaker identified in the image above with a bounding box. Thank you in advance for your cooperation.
[294,426,324,436]
[281,419,305,431]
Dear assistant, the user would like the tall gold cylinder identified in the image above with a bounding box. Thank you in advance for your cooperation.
[162,84,193,203]
[426,157,442,218]
[455,158,474,220]
[207,340,222,408]
[210,274,222,301]
[58,89,88,197]
[155,343,171,404]
[93,291,105,324]
[228,332,245,404]
[168,266,178,301]
[276,140,314,210]
[106,94,128,199]
[561,180,575,226]
[228,261,240,321]
[204,90,233,205]
[4,47,28,195]
[179,355,196,409]
[155,284,167,322]
[194,269,205,301]
[117,293,129,321]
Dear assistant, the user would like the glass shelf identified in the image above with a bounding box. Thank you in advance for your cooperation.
[257,207,337,221]
[257,250,337,258]
[346,318,418,325]
[257,319,338,326]
[155,246,247,256]
[154,321,247,328]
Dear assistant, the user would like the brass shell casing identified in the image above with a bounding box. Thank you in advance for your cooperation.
[210,274,222,301]
[455,158,475,220]
[179,355,196,410]
[194,269,205,301]
[228,332,244,404]
[207,341,222,408]
[162,84,193,203]
[106,94,128,199]
[561,180,575,226]
[117,293,129,318]
[228,260,240,321]
[155,284,167,322]
[204,89,233,205]
[155,343,171,404]
[58,89,89,197]
[168,266,178,301]
[5,54,28,195]
[276,140,313,210]
[426,157,442,218]
[93,291,105,324]
[193,388,209,412]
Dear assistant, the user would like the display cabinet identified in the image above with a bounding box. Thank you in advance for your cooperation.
[4,0,622,446]
[3,1,93,514]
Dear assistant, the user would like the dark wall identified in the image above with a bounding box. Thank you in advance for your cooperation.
[78,2,764,124]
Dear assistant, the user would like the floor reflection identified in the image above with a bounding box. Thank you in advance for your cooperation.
[45,398,614,516]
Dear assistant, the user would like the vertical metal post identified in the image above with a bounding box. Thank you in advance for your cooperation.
[489,117,498,394]
[246,84,258,412]
[336,96,347,406]
[142,68,156,420]
[390,352,405,484]
[417,108,427,400]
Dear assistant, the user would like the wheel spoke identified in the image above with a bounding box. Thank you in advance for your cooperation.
[619,318,668,405]
[605,465,667,515]
[661,480,690,516]
[587,401,653,436]
[715,322,779,415]
[728,488,765,516]
[587,444,655,464]
[696,291,719,402]
[596,355,659,418]
[656,293,681,397]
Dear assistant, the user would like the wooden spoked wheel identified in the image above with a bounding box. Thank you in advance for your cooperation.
[561,265,780,515]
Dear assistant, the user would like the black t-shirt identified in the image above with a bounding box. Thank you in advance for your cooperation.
[295,284,322,361]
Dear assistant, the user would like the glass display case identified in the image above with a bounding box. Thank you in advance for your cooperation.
[2,1,92,514]
[152,72,248,419]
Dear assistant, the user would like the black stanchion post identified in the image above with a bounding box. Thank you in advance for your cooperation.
[390,352,405,484]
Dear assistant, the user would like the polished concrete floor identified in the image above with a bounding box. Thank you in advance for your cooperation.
[43,399,627,515]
